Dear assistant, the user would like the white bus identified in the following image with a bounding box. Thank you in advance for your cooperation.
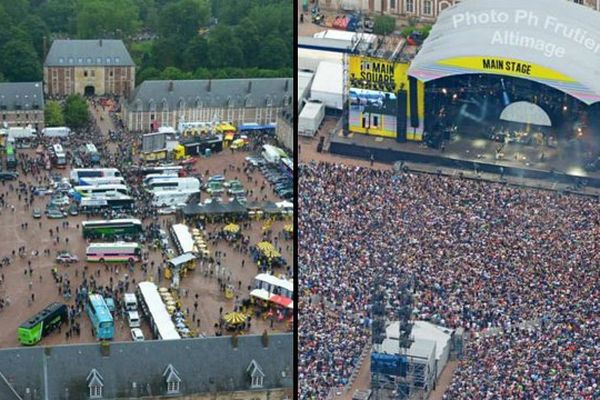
[85,242,142,263]
[52,143,67,168]
[143,173,180,186]
[137,282,180,340]
[79,176,126,186]
[250,273,294,310]
[70,168,122,184]
[147,177,200,192]
[151,190,199,208]
[169,224,195,255]
[74,184,130,197]
[79,195,134,212]
[139,165,183,176]
[42,126,71,138]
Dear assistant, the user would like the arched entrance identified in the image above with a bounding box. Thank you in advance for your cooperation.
[84,85,95,96]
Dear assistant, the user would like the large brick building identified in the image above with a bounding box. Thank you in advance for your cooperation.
[0,82,44,130]
[123,78,293,133]
[333,0,598,21]
[43,39,135,97]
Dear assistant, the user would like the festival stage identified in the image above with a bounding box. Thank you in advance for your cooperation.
[329,131,600,187]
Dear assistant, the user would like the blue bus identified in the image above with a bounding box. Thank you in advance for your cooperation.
[86,294,114,340]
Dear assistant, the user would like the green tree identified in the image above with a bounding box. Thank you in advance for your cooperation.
[76,0,140,39]
[206,25,243,68]
[158,0,209,42]
[160,66,192,80]
[257,35,289,69]
[374,15,396,36]
[136,66,161,85]
[41,0,77,34]
[20,15,50,59]
[63,95,90,129]
[0,40,42,81]
[45,101,65,127]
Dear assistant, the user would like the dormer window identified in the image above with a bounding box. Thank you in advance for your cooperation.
[87,369,104,399]
[266,96,273,107]
[247,360,265,389]
[163,364,181,395]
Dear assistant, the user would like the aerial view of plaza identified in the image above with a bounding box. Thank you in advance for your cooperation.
[298,0,599,399]
[0,0,293,399]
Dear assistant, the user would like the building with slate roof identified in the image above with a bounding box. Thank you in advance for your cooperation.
[43,39,135,97]
[0,82,44,130]
[122,78,292,132]
[0,333,293,400]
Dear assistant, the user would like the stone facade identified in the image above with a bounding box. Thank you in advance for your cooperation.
[43,65,135,97]
[123,105,282,133]
[331,0,599,21]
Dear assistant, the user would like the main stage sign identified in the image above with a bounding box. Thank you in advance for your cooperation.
[437,56,576,82]
[348,55,410,92]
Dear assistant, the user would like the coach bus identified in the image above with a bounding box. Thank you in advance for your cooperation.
[5,143,17,169]
[82,219,143,240]
[137,281,180,340]
[139,165,183,176]
[146,177,200,192]
[74,184,130,198]
[52,143,67,168]
[70,168,122,184]
[250,273,294,310]
[151,189,198,208]
[143,173,181,186]
[86,294,114,340]
[79,176,126,186]
[17,302,68,345]
[79,195,134,212]
[86,242,142,263]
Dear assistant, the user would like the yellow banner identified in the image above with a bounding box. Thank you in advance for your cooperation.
[437,57,575,82]
[349,55,409,92]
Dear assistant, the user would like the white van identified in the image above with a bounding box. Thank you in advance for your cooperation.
[127,310,141,328]
[124,293,138,311]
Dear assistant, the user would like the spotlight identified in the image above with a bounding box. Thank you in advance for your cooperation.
[442,88,448,95]
[563,105,568,111]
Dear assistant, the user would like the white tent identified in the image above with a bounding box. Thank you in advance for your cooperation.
[385,320,453,379]
[298,102,325,137]
[298,70,314,112]
[298,48,343,72]
[8,127,36,139]
[311,62,343,110]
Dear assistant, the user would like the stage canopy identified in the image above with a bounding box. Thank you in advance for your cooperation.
[408,0,600,105]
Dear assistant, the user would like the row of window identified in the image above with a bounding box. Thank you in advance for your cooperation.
[52,69,119,78]
[2,113,41,120]
[388,0,448,15]
[57,57,121,65]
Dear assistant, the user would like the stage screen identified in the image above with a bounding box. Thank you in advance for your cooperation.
[349,88,398,138]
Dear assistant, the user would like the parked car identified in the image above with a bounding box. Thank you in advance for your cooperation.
[33,186,53,196]
[49,195,70,207]
[46,208,66,219]
[56,251,79,263]
[32,208,42,219]
[0,171,18,181]
[68,204,79,216]
[130,328,144,342]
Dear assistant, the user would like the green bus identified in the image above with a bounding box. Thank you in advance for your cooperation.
[18,302,68,345]
[82,218,143,240]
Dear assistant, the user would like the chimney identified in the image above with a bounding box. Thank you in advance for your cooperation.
[168,81,174,92]
[285,79,289,91]
[247,81,252,93]
[261,329,269,348]
[207,79,212,92]
[99,39,102,47]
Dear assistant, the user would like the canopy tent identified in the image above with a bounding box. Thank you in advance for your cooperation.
[408,0,600,105]
[168,252,197,268]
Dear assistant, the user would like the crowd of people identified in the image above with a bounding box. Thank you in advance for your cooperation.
[299,161,599,399]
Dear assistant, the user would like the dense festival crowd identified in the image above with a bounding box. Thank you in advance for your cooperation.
[299,162,599,399]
